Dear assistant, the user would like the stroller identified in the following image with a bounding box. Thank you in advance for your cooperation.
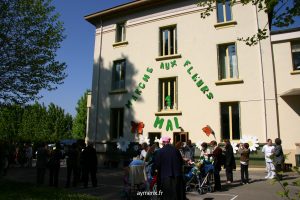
[122,162,147,200]
[185,160,214,194]
[184,164,201,192]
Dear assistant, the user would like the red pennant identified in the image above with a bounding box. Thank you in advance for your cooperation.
[202,125,212,137]
[137,122,144,135]
[131,121,144,134]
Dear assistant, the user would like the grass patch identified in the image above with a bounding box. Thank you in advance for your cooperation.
[0,179,101,200]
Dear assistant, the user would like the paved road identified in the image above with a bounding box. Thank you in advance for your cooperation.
[187,169,299,200]
[3,166,300,200]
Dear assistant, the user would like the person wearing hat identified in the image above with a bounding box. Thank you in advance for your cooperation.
[154,136,185,200]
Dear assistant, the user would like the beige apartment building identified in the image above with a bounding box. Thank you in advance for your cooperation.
[85,0,300,166]
[271,28,300,166]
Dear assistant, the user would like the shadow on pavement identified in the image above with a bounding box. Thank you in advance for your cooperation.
[3,166,125,200]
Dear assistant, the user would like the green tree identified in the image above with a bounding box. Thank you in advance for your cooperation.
[0,102,72,143]
[0,0,67,105]
[72,90,90,139]
[198,0,300,45]
[47,103,72,141]
[19,103,48,142]
[64,113,73,139]
[0,105,24,142]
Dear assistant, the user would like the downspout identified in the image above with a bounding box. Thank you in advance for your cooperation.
[269,35,281,138]
[266,0,280,139]
[255,6,268,141]
[94,17,103,146]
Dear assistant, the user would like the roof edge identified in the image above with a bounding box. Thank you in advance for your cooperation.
[84,0,175,26]
[84,0,158,26]
[271,27,300,35]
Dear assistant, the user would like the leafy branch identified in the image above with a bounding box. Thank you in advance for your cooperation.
[269,152,300,200]
[197,0,300,46]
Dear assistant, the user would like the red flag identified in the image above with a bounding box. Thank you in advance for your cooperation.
[131,121,145,134]
[202,125,213,137]
[137,122,144,135]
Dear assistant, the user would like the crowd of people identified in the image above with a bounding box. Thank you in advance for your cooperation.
[125,137,285,200]
[0,136,285,199]
[35,141,98,188]
[0,142,34,177]
[0,140,98,189]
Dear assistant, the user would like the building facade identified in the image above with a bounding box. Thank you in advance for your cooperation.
[271,28,300,166]
[85,0,300,166]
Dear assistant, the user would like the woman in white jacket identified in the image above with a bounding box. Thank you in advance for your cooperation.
[262,139,275,179]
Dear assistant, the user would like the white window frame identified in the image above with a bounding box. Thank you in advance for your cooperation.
[291,41,300,71]
[218,43,238,80]
[159,77,178,111]
[216,0,233,23]
[159,25,177,56]
[112,59,126,90]
[115,22,126,43]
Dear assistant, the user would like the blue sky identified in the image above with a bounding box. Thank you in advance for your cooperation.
[39,0,299,116]
[39,0,132,116]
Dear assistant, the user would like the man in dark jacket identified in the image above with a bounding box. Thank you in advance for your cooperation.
[224,140,236,183]
[210,140,223,191]
[82,142,97,188]
[36,142,49,185]
[154,136,184,200]
[65,143,80,187]
[48,143,63,187]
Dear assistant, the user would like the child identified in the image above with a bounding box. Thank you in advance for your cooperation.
[239,143,250,184]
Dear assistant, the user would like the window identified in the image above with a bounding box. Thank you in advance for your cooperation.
[112,60,126,90]
[173,132,188,144]
[217,0,232,23]
[115,22,126,43]
[292,41,300,71]
[148,132,161,145]
[110,108,124,139]
[160,26,177,56]
[221,102,240,140]
[218,43,238,80]
[159,77,178,111]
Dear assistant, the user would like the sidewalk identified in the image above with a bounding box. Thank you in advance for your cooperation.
[3,166,299,200]
[187,168,299,200]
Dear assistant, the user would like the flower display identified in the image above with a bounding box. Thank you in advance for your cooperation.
[117,137,130,152]
[231,142,239,154]
[240,135,259,151]
[138,135,150,145]
[195,141,203,150]
[154,137,163,147]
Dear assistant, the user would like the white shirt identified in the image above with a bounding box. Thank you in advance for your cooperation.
[262,145,274,162]
[140,150,147,160]
[200,148,212,161]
